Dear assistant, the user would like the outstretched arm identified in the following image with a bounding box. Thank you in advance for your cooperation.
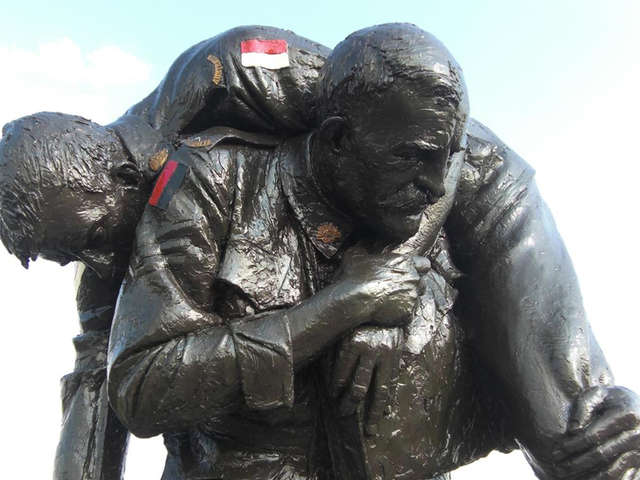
[447,119,639,479]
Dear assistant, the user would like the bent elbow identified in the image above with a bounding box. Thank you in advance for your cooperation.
[107,350,166,438]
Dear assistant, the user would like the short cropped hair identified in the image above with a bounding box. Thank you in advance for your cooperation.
[317,23,469,149]
[0,112,116,267]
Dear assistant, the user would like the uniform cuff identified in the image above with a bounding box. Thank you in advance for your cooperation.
[229,312,294,410]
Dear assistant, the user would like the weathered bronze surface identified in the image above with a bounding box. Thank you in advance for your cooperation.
[1,24,639,480]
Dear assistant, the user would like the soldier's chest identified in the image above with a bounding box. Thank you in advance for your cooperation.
[213,159,327,316]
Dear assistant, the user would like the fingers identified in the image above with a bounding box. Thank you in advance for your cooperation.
[583,451,640,480]
[549,386,640,479]
[622,467,640,480]
[364,334,402,436]
[555,429,640,477]
[331,327,403,433]
[553,387,640,463]
[387,255,418,274]
[338,352,376,416]
[569,386,609,433]
[411,255,431,275]
[364,365,390,436]
[330,341,360,398]
[558,405,640,459]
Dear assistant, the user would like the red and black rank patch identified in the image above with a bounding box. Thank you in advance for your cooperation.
[149,160,188,209]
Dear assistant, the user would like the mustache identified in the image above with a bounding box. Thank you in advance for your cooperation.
[376,182,431,211]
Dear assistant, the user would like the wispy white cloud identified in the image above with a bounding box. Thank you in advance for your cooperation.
[0,38,153,128]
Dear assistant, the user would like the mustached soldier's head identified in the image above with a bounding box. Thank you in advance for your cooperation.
[313,23,469,240]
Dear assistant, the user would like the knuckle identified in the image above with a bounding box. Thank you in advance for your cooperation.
[622,451,640,465]
[620,411,640,429]
[594,444,608,463]
[621,452,640,470]
[584,430,599,446]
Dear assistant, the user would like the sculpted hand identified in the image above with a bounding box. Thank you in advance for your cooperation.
[329,326,403,436]
[337,245,430,327]
[551,386,640,479]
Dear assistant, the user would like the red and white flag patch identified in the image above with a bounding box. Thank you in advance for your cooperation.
[241,39,290,70]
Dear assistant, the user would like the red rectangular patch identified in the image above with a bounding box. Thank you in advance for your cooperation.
[241,39,288,55]
[149,160,178,206]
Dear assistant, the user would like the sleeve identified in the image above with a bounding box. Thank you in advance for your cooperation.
[446,119,613,465]
[107,146,294,439]
[123,26,330,139]
[54,266,128,480]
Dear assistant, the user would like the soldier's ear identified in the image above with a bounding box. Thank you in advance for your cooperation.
[112,162,142,187]
[318,116,349,154]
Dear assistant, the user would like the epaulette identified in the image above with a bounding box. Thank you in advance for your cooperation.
[108,114,173,183]
[148,149,190,210]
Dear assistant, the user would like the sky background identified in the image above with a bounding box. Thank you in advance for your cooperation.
[0,1,639,478]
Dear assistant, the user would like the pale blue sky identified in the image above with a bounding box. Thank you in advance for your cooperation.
[1,2,639,479]
[2,1,636,150]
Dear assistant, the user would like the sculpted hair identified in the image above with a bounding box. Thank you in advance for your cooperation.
[317,23,470,149]
[0,112,115,267]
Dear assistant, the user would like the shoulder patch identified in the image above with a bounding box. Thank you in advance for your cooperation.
[149,160,188,209]
[241,39,290,69]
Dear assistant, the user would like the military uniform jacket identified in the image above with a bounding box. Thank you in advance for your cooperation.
[107,119,612,479]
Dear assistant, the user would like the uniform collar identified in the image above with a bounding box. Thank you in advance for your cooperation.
[108,114,174,182]
[279,134,353,259]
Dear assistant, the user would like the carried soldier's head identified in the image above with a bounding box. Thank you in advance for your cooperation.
[314,23,469,241]
[0,112,146,281]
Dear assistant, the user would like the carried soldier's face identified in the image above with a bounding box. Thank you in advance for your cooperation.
[0,113,148,277]
[36,184,141,283]
[339,77,460,240]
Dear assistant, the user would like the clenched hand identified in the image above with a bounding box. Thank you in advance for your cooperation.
[551,386,640,479]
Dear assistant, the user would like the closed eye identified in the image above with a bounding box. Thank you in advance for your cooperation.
[86,224,107,250]
[392,141,440,161]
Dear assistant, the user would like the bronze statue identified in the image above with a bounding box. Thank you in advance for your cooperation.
[1,24,639,480]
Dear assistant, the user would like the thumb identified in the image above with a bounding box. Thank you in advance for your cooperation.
[568,386,608,433]
[412,255,431,275]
